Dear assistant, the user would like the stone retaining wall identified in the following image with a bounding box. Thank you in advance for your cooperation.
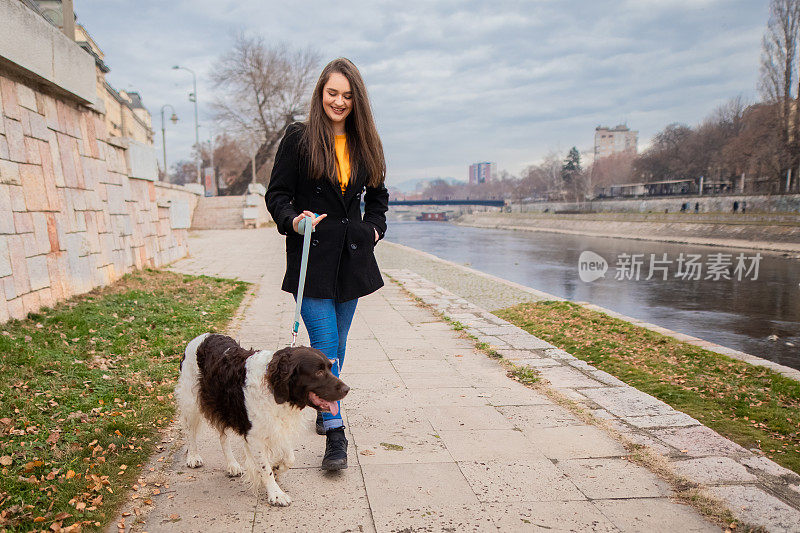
[455,212,800,253]
[514,193,800,214]
[0,70,199,323]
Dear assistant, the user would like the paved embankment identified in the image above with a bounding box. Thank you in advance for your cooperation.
[115,229,727,533]
[454,212,800,254]
[385,268,800,532]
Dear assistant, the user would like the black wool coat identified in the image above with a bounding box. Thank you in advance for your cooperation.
[265,123,389,302]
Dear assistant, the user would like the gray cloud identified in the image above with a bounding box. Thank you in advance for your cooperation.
[77,0,767,184]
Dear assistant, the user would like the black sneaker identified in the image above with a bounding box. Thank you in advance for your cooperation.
[321,426,348,471]
[315,412,325,435]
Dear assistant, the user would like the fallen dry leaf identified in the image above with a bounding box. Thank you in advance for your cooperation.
[0,456,12,466]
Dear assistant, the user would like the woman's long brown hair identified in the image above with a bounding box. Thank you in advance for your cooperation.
[303,58,386,187]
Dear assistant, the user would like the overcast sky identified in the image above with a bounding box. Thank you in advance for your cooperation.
[76,0,768,186]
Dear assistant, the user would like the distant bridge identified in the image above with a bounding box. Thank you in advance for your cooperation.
[388,199,505,207]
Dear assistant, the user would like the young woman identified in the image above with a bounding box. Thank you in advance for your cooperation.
[265,58,388,470]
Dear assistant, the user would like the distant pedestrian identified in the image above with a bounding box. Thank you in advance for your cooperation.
[742,201,747,214]
[266,57,389,471]
[733,201,739,213]
[694,202,699,213]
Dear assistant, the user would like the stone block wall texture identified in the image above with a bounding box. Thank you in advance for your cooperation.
[0,71,199,324]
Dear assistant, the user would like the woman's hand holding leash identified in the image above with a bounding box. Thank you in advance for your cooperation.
[293,211,327,234]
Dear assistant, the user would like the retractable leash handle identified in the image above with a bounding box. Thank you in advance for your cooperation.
[291,214,316,347]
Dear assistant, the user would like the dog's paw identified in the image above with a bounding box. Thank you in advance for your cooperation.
[267,490,291,507]
[186,453,204,468]
[226,462,245,477]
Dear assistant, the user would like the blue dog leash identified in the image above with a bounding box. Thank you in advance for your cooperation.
[291,214,316,347]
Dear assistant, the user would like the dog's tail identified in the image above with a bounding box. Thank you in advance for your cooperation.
[181,333,211,372]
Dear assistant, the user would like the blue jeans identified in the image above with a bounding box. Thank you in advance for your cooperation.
[298,296,358,430]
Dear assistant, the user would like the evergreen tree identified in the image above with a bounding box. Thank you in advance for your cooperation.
[561,146,582,186]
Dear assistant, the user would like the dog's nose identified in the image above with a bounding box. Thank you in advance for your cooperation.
[340,384,350,395]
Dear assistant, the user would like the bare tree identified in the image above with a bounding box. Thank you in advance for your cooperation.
[759,0,800,187]
[211,33,320,194]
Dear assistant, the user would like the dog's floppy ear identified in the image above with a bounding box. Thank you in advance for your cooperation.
[266,347,296,404]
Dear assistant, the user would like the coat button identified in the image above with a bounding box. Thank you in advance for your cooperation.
[315,186,322,194]
[350,243,357,250]
[311,239,319,247]
[341,218,349,224]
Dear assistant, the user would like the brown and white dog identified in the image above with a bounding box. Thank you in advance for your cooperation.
[175,333,349,506]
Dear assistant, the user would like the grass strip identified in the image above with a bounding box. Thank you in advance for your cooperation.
[0,269,248,532]
[496,301,800,474]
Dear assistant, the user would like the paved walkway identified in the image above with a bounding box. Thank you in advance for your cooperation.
[133,228,721,532]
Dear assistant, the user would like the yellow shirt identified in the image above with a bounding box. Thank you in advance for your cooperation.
[334,134,350,194]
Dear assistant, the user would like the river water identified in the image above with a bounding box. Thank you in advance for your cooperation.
[384,221,800,370]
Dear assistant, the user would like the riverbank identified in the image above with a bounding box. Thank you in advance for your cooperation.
[375,240,800,382]
[453,212,800,254]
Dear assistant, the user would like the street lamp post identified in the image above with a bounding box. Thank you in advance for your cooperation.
[172,65,201,184]
[159,104,178,181]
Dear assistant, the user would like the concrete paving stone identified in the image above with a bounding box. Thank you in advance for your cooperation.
[495,348,538,360]
[537,366,606,389]
[345,385,416,411]
[361,462,478,513]
[476,383,552,406]
[497,335,556,351]
[343,360,396,374]
[445,351,504,370]
[343,338,389,360]
[588,370,628,387]
[485,501,617,532]
[458,459,586,503]
[593,498,719,532]
[140,425,258,532]
[496,404,584,429]
[392,359,455,374]
[567,359,595,371]
[612,431,678,456]
[398,371,470,389]
[739,456,800,481]
[623,412,701,429]
[579,387,675,418]
[559,458,671,499]
[651,426,749,458]
[372,504,497,533]
[709,485,800,532]
[424,405,514,432]
[516,357,562,368]
[543,347,577,360]
[142,473,258,533]
[252,465,374,533]
[340,372,406,392]
[475,334,508,347]
[409,386,495,407]
[479,325,528,336]
[671,456,758,484]
[437,429,546,462]
[558,388,590,404]
[522,425,628,460]
[413,320,455,331]
[382,345,447,361]
[458,366,528,388]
